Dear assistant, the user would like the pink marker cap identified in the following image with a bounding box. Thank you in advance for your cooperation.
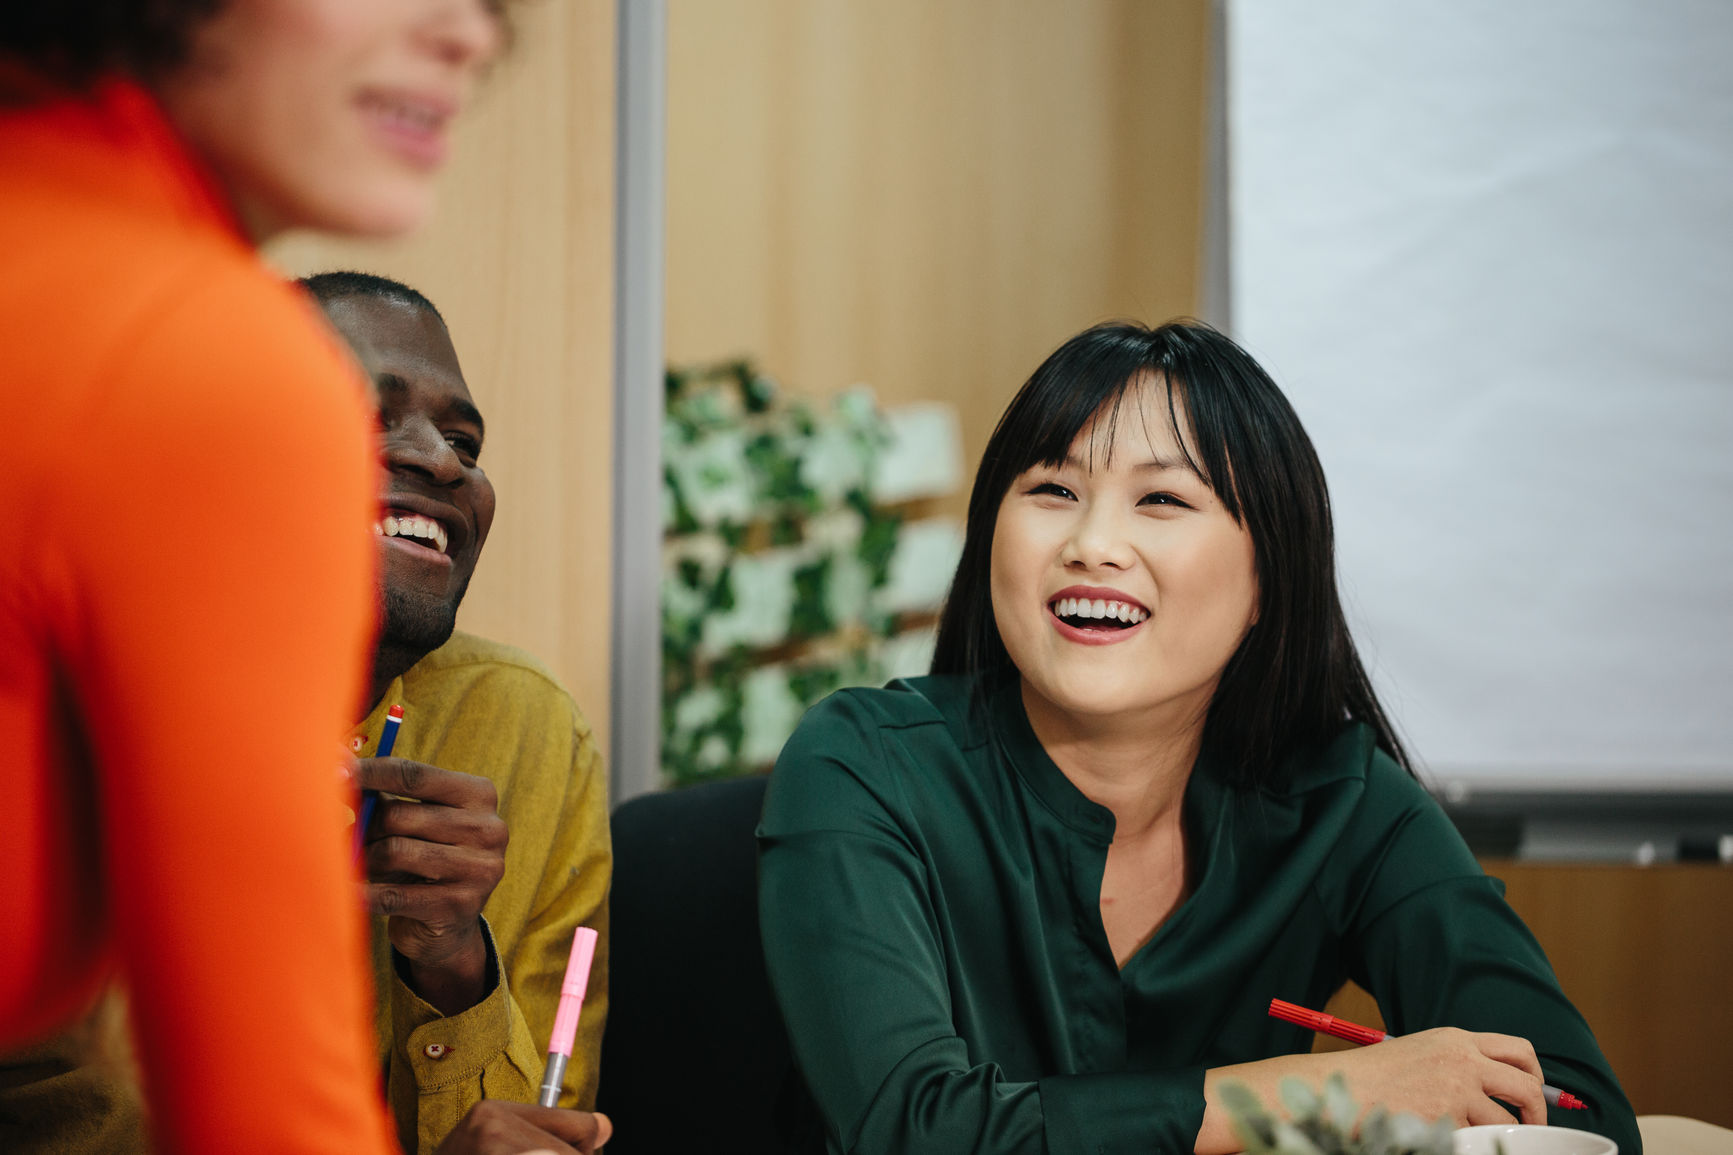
[548,927,599,1058]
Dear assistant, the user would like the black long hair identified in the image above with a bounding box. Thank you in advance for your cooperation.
[930,320,1410,788]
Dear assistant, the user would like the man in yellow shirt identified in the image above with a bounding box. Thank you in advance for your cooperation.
[307,271,612,1155]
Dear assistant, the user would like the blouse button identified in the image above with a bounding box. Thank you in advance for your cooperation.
[424,1043,448,1059]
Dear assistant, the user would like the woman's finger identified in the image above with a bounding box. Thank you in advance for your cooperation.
[1473,1031,1544,1081]
[1465,1096,1520,1127]
[1478,1055,1547,1125]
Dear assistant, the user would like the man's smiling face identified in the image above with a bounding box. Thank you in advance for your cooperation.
[323,292,495,659]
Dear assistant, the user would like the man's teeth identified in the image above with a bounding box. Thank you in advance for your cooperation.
[1052,597,1148,624]
[374,513,448,554]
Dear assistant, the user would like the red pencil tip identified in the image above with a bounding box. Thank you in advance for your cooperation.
[387,704,404,719]
[1556,1091,1588,1110]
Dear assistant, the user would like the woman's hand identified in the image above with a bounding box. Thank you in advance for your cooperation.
[1197,1028,1546,1154]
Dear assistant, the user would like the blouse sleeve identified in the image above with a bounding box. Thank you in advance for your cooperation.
[1328,760,1642,1155]
[758,693,1205,1155]
[48,268,399,1154]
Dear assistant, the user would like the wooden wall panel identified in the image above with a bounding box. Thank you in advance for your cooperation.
[665,0,1210,518]
[1321,864,1733,1127]
[269,0,617,754]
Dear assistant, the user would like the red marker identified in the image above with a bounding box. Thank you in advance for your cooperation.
[1268,998,1588,1112]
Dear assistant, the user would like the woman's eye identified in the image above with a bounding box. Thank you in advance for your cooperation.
[1028,481,1076,500]
[1138,491,1191,509]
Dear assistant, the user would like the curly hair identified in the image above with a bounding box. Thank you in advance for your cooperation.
[0,0,224,94]
[1,0,518,100]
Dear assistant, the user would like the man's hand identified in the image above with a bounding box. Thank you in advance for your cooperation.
[433,1101,612,1155]
[358,757,508,1015]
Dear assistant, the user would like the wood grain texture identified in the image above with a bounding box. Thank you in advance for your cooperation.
[269,0,617,755]
[665,0,1210,520]
[1320,863,1733,1126]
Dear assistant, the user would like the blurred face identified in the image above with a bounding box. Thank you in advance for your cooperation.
[989,374,1259,734]
[154,0,502,240]
[322,294,495,659]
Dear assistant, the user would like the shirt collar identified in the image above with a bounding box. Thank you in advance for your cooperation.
[11,76,249,244]
[987,674,1236,858]
[354,675,409,753]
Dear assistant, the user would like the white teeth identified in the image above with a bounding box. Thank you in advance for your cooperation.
[1051,596,1149,624]
[376,513,450,554]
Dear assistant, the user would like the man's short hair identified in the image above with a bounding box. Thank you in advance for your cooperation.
[298,271,445,326]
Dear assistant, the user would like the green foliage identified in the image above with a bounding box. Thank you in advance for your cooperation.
[1222,1075,1454,1155]
[661,359,912,787]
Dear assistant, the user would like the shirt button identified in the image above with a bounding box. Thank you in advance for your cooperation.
[424,1043,448,1059]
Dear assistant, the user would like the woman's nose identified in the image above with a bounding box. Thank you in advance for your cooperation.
[1061,501,1135,569]
[422,0,506,73]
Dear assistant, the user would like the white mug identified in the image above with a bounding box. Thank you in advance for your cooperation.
[1455,1124,1617,1155]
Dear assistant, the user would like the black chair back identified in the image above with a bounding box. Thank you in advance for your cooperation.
[597,775,819,1154]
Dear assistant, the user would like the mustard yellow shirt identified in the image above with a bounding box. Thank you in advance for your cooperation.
[357,631,612,1154]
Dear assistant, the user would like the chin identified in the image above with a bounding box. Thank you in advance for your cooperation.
[380,589,459,660]
[281,174,437,239]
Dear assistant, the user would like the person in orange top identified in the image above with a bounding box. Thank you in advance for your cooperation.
[0,3,614,1154]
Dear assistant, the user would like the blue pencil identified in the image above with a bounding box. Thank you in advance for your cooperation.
[357,704,403,854]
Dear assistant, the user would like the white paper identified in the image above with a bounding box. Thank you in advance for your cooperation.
[1228,0,1733,790]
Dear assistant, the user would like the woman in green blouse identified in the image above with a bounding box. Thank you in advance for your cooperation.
[758,321,1639,1155]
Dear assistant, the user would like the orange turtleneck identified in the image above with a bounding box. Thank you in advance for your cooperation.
[0,79,396,1153]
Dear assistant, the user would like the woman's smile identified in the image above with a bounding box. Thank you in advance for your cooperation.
[1047,584,1150,645]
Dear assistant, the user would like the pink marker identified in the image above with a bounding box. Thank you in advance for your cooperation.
[538,926,599,1107]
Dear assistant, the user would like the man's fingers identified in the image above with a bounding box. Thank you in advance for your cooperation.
[366,876,491,922]
[366,882,446,921]
[357,756,499,809]
[527,1107,610,1148]
[455,1103,611,1150]
[365,833,501,882]
[373,795,509,850]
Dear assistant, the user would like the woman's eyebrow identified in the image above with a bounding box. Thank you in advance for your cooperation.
[1060,452,1194,474]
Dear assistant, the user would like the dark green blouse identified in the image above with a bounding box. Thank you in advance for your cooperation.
[758,675,1638,1155]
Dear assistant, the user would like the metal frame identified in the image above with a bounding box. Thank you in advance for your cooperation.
[610,0,667,803]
